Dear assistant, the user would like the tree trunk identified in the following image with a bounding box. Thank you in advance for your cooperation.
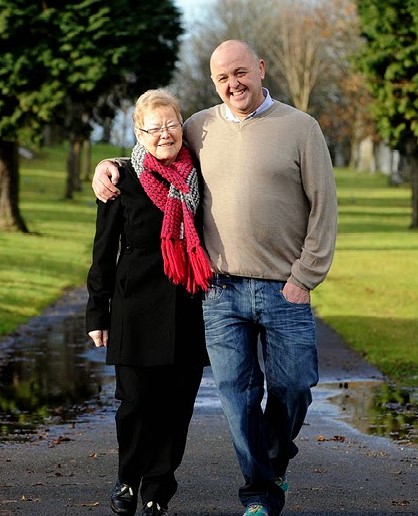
[65,140,81,199]
[409,154,418,229]
[102,117,112,143]
[82,139,91,182]
[402,139,418,230]
[0,140,29,232]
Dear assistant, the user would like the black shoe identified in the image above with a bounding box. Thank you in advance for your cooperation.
[110,481,138,515]
[140,501,168,515]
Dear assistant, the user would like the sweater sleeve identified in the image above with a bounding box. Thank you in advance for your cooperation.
[288,121,338,290]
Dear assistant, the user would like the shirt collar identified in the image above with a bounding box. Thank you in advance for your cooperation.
[224,87,274,122]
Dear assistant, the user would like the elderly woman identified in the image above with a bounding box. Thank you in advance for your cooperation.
[85,89,212,516]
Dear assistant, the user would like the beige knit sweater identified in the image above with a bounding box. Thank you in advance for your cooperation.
[183,101,338,290]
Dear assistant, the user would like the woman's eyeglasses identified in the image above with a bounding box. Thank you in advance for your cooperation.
[138,123,183,136]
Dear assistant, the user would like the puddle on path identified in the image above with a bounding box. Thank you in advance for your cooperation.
[0,304,417,445]
[313,381,417,444]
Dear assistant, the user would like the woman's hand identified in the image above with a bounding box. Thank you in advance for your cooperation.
[88,329,109,347]
[92,160,121,202]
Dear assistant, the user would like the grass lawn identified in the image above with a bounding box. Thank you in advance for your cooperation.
[0,143,116,334]
[0,149,417,386]
[313,168,418,385]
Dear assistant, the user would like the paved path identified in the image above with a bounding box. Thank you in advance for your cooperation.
[0,288,416,515]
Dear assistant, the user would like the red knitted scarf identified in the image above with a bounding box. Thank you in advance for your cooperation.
[131,142,212,294]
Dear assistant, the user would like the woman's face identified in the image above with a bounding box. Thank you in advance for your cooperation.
[137,106,183,166]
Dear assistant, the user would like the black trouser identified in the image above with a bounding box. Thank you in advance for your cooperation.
[114,363,203,507]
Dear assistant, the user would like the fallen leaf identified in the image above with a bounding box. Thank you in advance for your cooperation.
[21,495,41,502]
[392,500,410,506]
[316,434,345,442]
[50,436,72,446]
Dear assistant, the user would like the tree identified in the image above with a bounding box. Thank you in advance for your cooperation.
[0,0,182,230]
[356,0,418,228]
[308,0,377,167]
[0,1,63,231]
[54,0,183,198]
[258,0,328,113]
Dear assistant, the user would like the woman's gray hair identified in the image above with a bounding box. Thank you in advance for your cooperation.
[133,89,183,130]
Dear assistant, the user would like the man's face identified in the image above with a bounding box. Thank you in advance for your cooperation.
[210,41,265,119]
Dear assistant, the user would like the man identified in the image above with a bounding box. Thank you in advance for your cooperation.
[92,40,338,516]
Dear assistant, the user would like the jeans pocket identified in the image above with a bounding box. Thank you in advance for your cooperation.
[203,282,225,302]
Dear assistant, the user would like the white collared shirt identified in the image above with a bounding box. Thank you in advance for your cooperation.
[224,87,274,122]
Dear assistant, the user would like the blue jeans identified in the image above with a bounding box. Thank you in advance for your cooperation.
[203,275,318,510]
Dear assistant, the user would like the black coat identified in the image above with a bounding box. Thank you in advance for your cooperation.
[85,161,208,368]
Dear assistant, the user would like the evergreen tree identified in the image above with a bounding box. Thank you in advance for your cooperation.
[356,0,418,228]
[0,0,182,229]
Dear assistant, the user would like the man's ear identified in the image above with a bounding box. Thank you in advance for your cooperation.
[259,59,266,80]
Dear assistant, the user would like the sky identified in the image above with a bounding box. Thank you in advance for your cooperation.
[173,0,213,27]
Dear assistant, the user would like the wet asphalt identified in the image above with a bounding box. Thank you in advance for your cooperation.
[0,287,417,515]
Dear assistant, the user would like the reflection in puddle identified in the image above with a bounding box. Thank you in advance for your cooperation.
[0,313,115,443]
[316,381,418,445]
[0,307,417,445]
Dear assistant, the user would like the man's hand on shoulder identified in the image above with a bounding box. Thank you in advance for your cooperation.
[92,159,121,202]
